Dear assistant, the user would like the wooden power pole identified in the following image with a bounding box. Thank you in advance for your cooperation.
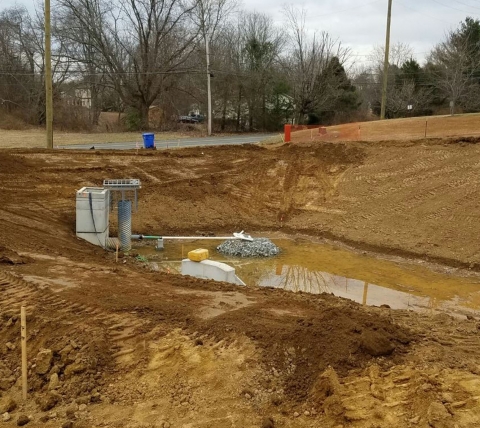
[45,0,54,148]
[380,0,393,120]
[205,36,212,136]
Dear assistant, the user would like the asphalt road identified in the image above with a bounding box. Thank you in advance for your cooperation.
[59,134,275,150]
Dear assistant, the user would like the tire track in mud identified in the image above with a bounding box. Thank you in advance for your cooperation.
[0,271,145,364]
[389,310,480,366]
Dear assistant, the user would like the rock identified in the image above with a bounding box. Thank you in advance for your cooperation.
[304,411,310,416]
[47,411,58,419]
[323,395,345,419]
[261,417,275,428]
[49,365,60,375]
[344,409,369,421]
[35,349,53,375]
[371,383,385,401]
[78,404,87,412]
[441,392,454,403]
[2,412,11,422]
[0,376,16,390]
[59,345,74,364]
[90,392,101,403]
[271,394,282,406]
[5,342,15,351]
[66,405,77,419]
[61,422,74,428]
[244,393,251,400]
[311,367,343,402]
[361,331,395,357]
[16,415,30,426]
[0,395,17,413]
[48,373,59,390]
[39,415,49,423]
[37,392,59,411]
[293,412,300,417]
[75,396,90,405]
[217,238,280,258]
[427,402,452,428]
[64,362,87,378]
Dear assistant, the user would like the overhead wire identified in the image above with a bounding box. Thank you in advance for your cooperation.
[307,0,384,18]
[430,0,480,15]
[396,0,451,24]
[451,0,480,12]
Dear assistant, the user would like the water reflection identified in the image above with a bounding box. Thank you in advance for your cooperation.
[135,237,480,316]
[259,264,435,311]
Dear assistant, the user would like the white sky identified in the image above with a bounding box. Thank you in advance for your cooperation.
[2,0,477,65]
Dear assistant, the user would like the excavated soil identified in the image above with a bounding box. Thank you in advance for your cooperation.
[1,139,480,426]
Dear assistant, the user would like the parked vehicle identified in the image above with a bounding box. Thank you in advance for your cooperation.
[178,114,205,124]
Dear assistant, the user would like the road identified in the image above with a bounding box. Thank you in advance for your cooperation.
[59,134,275,150]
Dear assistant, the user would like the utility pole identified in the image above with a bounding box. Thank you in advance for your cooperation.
[380,0,393,120]
[45,0,54,148]
[205,36,212,136]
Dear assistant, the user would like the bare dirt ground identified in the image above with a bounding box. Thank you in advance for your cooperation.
[289,113,480,143]
[0,130,187,149]
[2,139,480,427]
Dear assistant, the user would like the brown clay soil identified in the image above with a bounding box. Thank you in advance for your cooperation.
[290,113,480,143]
[2,139,480,427]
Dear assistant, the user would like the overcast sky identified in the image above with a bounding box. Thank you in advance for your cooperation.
[2,0,477,65]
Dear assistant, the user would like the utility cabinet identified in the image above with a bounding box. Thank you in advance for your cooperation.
[76,187,110,248]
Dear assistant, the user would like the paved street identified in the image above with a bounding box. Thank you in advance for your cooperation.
[59,134,275,150]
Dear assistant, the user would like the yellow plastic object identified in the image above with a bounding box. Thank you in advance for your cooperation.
[188,248,209,262]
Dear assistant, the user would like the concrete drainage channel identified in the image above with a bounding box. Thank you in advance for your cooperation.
[75,179,280,285]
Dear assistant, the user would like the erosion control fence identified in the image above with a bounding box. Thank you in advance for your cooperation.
[284,116,480,143]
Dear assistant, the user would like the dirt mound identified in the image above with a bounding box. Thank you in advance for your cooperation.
[201,297,412,404]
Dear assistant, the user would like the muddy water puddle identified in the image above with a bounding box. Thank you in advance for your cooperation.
[136,237,480,316]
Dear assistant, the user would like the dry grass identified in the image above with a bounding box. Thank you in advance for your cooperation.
[0,130,184,149]
[2,113,480,149]
[291,113,480,143]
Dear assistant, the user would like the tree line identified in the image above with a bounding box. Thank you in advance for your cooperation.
[0,0,479,132]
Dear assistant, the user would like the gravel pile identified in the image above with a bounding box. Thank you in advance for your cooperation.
[217,238,280,257]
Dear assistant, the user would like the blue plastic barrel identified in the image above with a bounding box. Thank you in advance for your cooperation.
[142,133,155,149]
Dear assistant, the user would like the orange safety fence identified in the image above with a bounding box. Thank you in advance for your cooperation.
[285,116,480,144]
[284,124,327,142]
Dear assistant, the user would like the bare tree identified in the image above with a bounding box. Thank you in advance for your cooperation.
[190,0,236,134]
[429,29,480,114]
[240,12,284,130]
[283,6,351,124]
[57,0,200,129]
[368,42,414,69]
[0,5,71,125]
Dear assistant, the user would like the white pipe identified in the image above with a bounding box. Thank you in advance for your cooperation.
[131,234,242,240]
[162,236,241,240]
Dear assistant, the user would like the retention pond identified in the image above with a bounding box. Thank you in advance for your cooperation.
[136,235,480,317]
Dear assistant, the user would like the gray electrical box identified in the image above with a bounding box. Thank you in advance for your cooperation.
[76,187,110,248]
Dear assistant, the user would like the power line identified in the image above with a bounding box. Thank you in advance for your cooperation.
[396,0,451,24]
[430,0,480,16]
[452,0,480,12]
[308,0,384,18]
[0,69,205,77]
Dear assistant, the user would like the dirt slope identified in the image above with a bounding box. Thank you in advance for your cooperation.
[291,113,480,142]
[4,137,480,268]
[1,140,480,426]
